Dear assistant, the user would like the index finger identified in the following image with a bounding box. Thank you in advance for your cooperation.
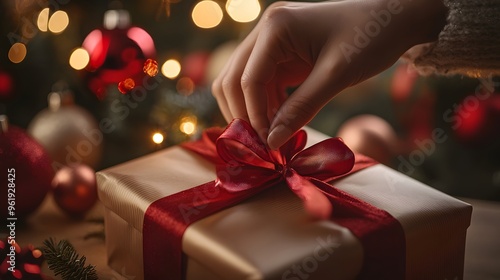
[241,24,289,143]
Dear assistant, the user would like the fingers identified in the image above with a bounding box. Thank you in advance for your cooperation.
[212,22,262,124]
[211,71,232,122]
[212,46,250,124]
[241,28,289,142]
[268,51,348,150]
[212,1,292,140]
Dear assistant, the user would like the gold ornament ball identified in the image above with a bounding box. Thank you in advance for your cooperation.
[28,92,102,168]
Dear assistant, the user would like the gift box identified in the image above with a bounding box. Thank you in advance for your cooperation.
[97,122,472,280]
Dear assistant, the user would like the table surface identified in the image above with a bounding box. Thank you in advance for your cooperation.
[3,196,500,280]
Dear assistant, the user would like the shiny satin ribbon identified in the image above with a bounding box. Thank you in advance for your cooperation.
[143,119,405,279]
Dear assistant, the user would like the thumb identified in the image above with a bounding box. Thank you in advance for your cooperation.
[267,56,348,150]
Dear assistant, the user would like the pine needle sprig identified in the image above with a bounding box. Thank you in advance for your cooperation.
[41,238,98,280]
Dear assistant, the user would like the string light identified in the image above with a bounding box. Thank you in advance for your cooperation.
[143,59,159,77]
[48,10,69,34]
[69,48,90,70]
[192,1,223,29]
[179,116,197,135]
[8,43,27,64]
[226,0,261,23]
[37,8,49,32]
[152,132,164,144]
[161,59,181,79]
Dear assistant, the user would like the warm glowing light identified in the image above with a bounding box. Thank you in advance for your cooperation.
[8,43,27,64]
[32,249,42,259]
[143,59,159,77]
[37,8,49,32]
[69,48,90,70]
[24,263,41,274]
[180,118,197,135]
[192,1,223,29]
[152,132,164,144]
[118,78,135,94]
[48,10,69,34]
[161,59,181,79]
[226,0,261,22]
[176,77,195,96]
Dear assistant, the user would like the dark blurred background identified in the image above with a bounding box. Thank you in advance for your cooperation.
[1,0,499,201]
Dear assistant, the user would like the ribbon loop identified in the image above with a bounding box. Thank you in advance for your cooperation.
[278,129,307,163]
[290,137,355,182]
[210,119,356,219]
[216,119,273,164]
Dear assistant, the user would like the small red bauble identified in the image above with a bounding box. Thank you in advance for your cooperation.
[182,52,210,86]
[454,94,500,144]
[52,165,98,218]
[81,10,155,99]
[0,70,14,102]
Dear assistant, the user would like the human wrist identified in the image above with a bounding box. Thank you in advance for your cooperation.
[397,0,447,46]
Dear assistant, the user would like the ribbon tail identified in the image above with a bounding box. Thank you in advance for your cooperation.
[180,127,225,165]
[285,170,332,220]
[309,178,406,279]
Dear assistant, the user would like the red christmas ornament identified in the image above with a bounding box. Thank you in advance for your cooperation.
[182,51,210,86]
[390,63,436,150]
[0,70,14,102]
[391,63,419,103]
[0,239,44,280]
[0,116,54,219]
[454,93,500,144]
[51,164,98,218]
[82,9,155,99]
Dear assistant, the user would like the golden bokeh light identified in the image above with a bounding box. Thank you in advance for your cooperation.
[37,8,49,32]
[8,43,27,64]
[69,48,90,70]
[180,121,196,135]
[152,132,164,144]
[161,59,182,79]
[179,116,197,135]
[48,10,69,34]
[192,1,223,29]
[226,0,261,23]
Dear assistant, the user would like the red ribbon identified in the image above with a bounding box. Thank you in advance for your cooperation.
[143,119,405,279]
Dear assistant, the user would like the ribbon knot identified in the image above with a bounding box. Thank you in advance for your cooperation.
[274,163,285,175]
[211,119,355,219]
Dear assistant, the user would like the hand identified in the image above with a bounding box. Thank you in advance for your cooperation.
[212,0,446,149]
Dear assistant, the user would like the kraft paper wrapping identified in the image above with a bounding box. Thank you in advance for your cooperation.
[97,128,472,280]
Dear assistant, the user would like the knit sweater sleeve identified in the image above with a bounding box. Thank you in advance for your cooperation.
[403,0,500,77]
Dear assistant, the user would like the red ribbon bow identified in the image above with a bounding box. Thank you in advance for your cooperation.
[192,118,356,219]
[143,119,405,279]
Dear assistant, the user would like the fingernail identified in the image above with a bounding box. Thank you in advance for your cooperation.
[257,128,269,146]
[268,124,292,150]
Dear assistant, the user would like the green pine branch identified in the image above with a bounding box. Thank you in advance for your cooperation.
[41,238,98,280]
